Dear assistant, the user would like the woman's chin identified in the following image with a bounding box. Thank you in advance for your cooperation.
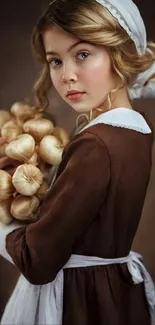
[69,102,95,114]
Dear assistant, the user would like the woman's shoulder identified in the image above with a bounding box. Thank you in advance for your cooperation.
[54,125,110,182]
[62,107,154,165]
[63,126,109,160]
[78,108,154,145]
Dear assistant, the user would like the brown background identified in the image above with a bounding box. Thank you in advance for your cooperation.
[0,0,155,316]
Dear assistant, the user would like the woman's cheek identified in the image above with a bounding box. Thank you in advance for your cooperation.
[89,53,109,72]
[50,70,55,83]
[50,73,59,89]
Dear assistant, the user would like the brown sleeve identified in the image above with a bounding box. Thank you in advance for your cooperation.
[6,132,110,284]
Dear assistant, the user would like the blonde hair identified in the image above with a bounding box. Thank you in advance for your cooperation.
[31,0,155,111]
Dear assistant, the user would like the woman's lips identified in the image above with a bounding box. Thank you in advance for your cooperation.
[67,92,85,100]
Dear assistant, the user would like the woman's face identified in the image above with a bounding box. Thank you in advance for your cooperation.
[43,25,117,114]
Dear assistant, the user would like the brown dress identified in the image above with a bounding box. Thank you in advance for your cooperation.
[5,108,154,325]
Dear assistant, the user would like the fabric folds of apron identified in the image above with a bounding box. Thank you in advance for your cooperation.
[1,252,155,325]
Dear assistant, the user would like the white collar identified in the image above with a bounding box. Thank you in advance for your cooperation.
[80,107,151,134]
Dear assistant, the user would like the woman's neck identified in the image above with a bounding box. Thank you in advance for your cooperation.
[93,85,133,118]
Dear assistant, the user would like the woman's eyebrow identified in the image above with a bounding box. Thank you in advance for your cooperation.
[46,41,89,56]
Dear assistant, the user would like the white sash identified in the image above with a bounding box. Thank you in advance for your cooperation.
[1,252,155,325]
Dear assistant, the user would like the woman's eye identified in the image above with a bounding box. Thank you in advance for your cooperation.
[48,59,62,67]
[76,52,89,60]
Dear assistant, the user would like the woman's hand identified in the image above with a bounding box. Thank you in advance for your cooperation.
[0,137,20,174]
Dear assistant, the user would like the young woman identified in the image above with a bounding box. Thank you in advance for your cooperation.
[0,0,155,324]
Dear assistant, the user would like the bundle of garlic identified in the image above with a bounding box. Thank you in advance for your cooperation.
[0,101,70,224]
[1,101,70,167]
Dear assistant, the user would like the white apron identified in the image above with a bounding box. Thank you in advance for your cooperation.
[1,252,155,325]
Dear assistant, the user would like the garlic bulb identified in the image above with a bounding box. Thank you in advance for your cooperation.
[11,195,40,221]
[0,143,7,157]
[39,135,63,166]
[36,180,49,201]
[10,102,35,122]
[12,164,43,196]
[0,170,14,200]
[0,199,13,225]
[53,127,70,146]
[23,118,54,142]
[0,110,12,130]
[1,120,22,142]
[5,134,35,163]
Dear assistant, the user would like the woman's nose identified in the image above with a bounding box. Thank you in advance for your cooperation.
[61,62,78,83]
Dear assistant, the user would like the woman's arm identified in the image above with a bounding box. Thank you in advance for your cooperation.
[4,132,110,284]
